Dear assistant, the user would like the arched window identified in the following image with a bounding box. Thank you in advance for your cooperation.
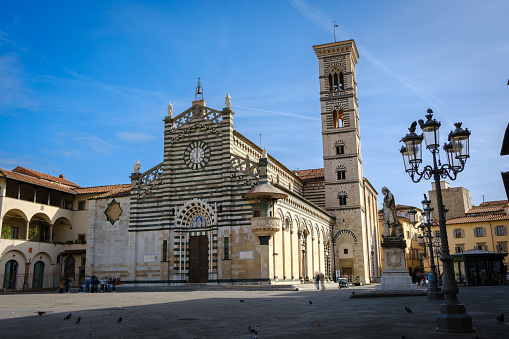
[3,260,18,290]
[328,71,345,92]
[338,193,348,206]
[332,109,344,128]
[32,261,45,289]
[333,73,339,91]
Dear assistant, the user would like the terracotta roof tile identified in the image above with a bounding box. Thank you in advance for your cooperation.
[466,206,504,214]
[0,166,129,198]
[446,213,509,225]
[91,185,131,199]
[480,200,508,206]
[0,168,77,194]
[75,184,130,195]
[12,166,81,188]
[294,168,324,182]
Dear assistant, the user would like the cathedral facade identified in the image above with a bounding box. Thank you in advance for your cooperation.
[85,39,381,285]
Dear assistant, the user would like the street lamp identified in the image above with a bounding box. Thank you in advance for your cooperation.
[400,109,473,333]
[409,198,444,300]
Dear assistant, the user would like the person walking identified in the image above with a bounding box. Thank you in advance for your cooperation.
[314,272,320,291]
[319,272,325,291]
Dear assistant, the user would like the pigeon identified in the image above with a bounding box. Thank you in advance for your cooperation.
[309,300,313,304]
[497,313,504,323]
[36,311,46,316]
[405,307,413,314]
[240,300,244,303]
[402,336,409,339]
[64,313,72,320]
[117,316,123,323]
[352,291,355,295]
[75,317,81,324]
[248,326,258,335]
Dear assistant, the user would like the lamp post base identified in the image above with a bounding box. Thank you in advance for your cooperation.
[436,303,474,333]
[427,287,444,300]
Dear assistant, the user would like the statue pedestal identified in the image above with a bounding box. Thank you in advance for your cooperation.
[375,238,416,292]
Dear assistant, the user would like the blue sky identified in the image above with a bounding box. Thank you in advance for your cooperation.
[1,0,508,210]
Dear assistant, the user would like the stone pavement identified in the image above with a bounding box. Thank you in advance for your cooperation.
[0,283,507,338]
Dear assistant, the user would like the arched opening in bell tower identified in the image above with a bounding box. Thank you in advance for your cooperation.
[328,71,345,92]
[332,108,344,128]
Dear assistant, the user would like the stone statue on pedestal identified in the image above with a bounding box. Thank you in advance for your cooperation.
[375,186,416,292]
[382,186,403,238]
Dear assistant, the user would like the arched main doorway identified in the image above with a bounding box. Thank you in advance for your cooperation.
[32,261,45,289]
[3,260,18,290]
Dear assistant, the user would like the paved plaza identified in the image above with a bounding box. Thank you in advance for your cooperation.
[0,284,507,338]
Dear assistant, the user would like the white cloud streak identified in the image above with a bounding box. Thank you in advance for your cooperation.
[234,105,319,121]
[288,0,447,110]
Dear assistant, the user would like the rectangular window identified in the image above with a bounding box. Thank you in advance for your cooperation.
[65,201,73,210]
[495,226,506,236]
[474,227,485,237]
[475,243,487,251]
[343,248,348,254]
[78,201,86,210]
[453,229,463,238]
[434,230,440,238]
[335,145,345,155]
[496,242,507,253]
[253,210,260,217]
[337,171,346,180]
[81,257,86,266]
[78,234,86,242]
[455,244,464,253]
[11,227,19,239]
[224,237,230,260]
[162,240,168,262]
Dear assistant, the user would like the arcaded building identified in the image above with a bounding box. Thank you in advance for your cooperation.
[84,39,380,286]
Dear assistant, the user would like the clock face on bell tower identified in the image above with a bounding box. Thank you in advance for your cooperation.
[184,141,210,170]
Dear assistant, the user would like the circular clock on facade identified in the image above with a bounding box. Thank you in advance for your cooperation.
[184,141,210,170]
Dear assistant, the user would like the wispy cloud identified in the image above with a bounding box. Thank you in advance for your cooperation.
[288,0,447,110]
[0,53,34,110]
[288,0,335,33]
[116,131,155,143]
[234,105,319,121]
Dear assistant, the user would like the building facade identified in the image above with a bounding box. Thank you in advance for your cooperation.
[86,39,380,286]
[0,166,127,290]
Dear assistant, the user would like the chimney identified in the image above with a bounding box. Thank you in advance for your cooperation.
[59,174,65,179]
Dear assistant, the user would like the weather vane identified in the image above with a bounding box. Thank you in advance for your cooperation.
[333,20,338,42]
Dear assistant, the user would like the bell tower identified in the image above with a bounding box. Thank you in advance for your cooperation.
[313,40,373,284]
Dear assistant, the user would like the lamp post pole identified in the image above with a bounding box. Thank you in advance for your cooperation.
[410,199,444,300]
[400,109,473,333]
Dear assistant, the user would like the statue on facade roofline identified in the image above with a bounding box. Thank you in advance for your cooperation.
[225,93,231,109]
[133,160,141,174]
[167,101,173,118]
[382,186,403,238]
